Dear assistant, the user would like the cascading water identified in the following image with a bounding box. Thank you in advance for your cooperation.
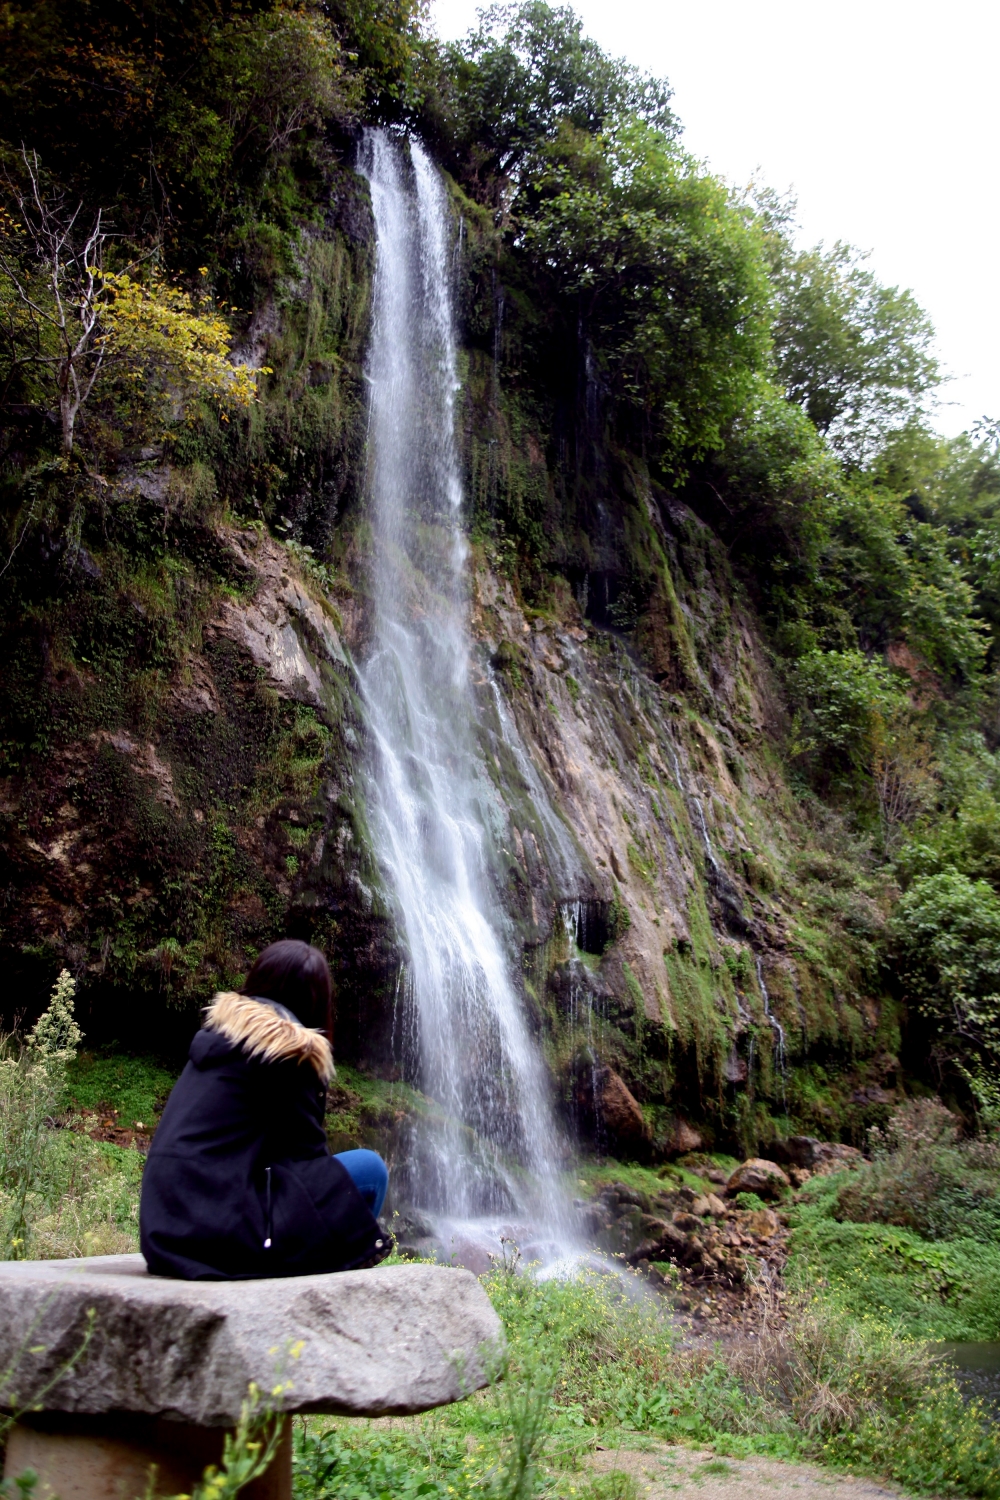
[756,956,788,1113]
[356,129,565,1238]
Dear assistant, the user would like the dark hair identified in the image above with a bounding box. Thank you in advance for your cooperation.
[242,940,333,1041]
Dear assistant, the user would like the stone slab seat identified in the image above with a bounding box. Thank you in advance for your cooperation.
[0,1254,503,1500]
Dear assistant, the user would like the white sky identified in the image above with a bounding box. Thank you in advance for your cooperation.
[430,0,998,439]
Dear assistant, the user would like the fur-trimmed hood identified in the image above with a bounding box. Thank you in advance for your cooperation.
[204,992,334,1082]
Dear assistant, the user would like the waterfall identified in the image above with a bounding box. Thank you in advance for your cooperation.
[356,130,563,1230]
[756,955,788,1113]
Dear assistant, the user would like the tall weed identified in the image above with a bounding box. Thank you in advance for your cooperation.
[0,970,81,1257]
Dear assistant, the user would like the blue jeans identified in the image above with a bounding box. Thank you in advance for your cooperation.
[334,1148,388,1219]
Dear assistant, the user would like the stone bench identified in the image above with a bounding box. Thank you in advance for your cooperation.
[0,1254,503,1500]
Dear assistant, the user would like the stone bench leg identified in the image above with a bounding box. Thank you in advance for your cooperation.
[3,1413,292,1500]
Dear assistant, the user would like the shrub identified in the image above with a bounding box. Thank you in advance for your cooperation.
[732,1295,1000,1496]
[0,974,143,1260]
[787,648,906,787]
[832,1100,1000,1247]
[890,869,1000,1065]
[0,969,81,1257]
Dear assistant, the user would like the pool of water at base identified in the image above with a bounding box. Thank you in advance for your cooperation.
[937,1343,1000,1416]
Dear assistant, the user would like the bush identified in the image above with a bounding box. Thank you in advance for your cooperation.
[787,649,906,788]
[891,870,1000,1066]
[735,1297,1000,1496]
[828,1098,1000,1250]
[0,973,142,1259]
[0,969,81,1257]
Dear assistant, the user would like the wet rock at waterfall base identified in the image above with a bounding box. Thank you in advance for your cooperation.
[725,1158,791,1200]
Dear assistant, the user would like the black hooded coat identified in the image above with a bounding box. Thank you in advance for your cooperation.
[140,992,383,1280]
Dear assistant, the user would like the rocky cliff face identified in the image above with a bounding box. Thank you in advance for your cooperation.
[0,153,895,1151]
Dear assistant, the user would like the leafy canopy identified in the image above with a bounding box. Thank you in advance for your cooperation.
[771,239,940,466]
[517,116,771,466]
[435,0,675,204]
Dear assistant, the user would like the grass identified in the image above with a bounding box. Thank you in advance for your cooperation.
[5,1131,143,1259]
[566,1158,719,1202]
[64,1051,178,1130]
[293,1256,1000,1500]
[791,1164,1000,1344]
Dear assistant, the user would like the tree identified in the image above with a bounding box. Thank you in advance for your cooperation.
[0,161,107,454]
[771,240,939,466]
[516,116,771,468]
[0,152,265,454]
[0,0,361,270]
[434,1,674,207]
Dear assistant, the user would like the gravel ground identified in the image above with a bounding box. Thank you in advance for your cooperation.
[587,1440,906,1500]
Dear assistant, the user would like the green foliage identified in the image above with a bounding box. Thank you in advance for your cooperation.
[771,238,939,466]
[328,0,426,119]
[0,0,362,270]
[604,886,630,946]
[517,116,771,470]
[0,969,81,1257]
[890,869,1000,1064]
[836,1103,1000,1247]
[788,650,905,785]
[733,1191,768,1212]
[792,1166,1000,1344]
[434,0,674,202]
[64,1052,177,1130]
[872,424,1000,663]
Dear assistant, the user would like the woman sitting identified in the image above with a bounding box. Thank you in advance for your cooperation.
[140,940,390,1280]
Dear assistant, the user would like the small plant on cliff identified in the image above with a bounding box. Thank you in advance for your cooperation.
[0,968,81,1258]
[605,886,631,947]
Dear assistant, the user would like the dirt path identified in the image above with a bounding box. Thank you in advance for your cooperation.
[587,1440,904,1500]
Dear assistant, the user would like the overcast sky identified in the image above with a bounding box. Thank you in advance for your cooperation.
[430,0,998,439]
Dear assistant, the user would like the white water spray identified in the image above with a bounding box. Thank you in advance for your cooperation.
[357,130,565,1232]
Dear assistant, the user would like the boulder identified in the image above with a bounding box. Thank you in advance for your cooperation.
[743,1208,782,1238]
[659,1117,704,1157]
[0,1255,502,1426]
[812,1142,863,1175]
[628,1221,687,1265]
[726,1158,790,1200]
[596,1070,651,1147]
[0,1255,504,1498]
[673,1212,702,1232]
[768,1135,819,1168]
[769,1136,863,1174]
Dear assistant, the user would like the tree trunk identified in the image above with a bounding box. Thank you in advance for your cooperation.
[58,386,75,454]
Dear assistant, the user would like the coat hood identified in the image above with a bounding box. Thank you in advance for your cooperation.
[203,992,334,1082]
